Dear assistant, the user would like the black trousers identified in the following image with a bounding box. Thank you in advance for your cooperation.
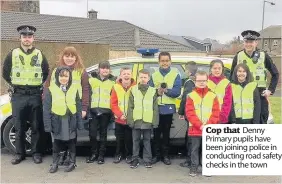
[184,131,192,163]
[190,136,202,170]
[53,139,76,154]
[153,114,173,157]
[260,95,269,124]
[115,123,132,157]
[11,93,44,156]
[89,113,111,156]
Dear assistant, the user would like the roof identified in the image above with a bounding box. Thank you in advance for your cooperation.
[259,25,282,39]
[1,11,197,52]
[160,35,196,49]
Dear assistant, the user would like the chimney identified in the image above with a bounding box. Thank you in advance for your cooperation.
[88,9,98,19]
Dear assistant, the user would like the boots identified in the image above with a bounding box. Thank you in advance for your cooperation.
[49,153,60,173]
[64,152,76,172]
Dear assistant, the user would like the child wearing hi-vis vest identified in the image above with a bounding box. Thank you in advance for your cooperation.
[86,61,116,164]
[230,63,261,124]
[127,69,159,169]
[43,66,83,173]
[111,67,136,164]
[185,71,220,177]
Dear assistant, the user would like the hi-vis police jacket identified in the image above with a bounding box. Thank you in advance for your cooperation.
[230,49,279,93]
[2,47,49,87]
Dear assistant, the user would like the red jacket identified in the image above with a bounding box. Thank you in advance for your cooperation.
[208,75,232,123]
[185,87,220,136]
[110,79,136,125]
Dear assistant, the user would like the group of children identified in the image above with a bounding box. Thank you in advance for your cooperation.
[178,60,261,177]
[43,52,261,176]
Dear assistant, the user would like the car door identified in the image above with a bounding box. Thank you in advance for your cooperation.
[137,63,187,140]
[77,62,137,143]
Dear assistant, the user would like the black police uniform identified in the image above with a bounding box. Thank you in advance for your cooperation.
[2,25,49,164]
[230,30,279,124]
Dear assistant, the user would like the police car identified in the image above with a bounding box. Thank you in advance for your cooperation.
[0,49,275,155]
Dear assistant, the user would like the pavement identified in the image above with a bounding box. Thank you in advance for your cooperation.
[1,148,281,183]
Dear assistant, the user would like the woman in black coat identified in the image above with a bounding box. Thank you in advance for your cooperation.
[230,63,261,124]
[43,66,83,173]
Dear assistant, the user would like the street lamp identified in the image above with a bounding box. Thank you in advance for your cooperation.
[261,0,275,49]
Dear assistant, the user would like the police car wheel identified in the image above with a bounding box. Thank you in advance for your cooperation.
[3,118,32,156]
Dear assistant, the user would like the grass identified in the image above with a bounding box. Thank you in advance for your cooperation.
[269,97,281,124]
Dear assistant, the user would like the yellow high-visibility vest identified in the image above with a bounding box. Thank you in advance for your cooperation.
[207,78,230,109]
[49,84,78,116]
[152,69,178,105]
[237,51,266,87]
[89,77,115,109]
[188,91,217,127]
[11,48,43,86]
[131,85,155,123]
[231,82,257,119]
[113,83,135,115]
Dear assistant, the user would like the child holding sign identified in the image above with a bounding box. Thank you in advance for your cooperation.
[230,63,261,124]
[185,71,220,176]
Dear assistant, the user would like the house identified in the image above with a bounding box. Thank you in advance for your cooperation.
[258,25,282,55]
[1,10,204,60]
[160,35,227,53]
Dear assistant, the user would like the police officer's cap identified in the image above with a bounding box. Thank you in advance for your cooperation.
[241,30,260,41]
[17,25,36,35]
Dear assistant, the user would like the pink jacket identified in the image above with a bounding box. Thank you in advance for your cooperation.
[208,75,232,123]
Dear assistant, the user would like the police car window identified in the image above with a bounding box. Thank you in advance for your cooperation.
[143,63,185,79]
[110,63,134,77]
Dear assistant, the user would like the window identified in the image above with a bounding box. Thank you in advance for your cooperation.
[273,40,278,47]
[88,62,134,78]
[143,63,186,86]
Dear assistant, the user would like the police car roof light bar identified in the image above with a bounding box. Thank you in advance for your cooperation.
[137,48,159,58]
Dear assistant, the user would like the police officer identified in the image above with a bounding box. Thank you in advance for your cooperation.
[230,30,279,124]
[2,25,49,164]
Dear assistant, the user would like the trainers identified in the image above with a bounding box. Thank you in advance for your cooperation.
[97,156,105,164]
[130,159,139,169]
[189,169,197,177]
[144,162,152,168]
[113,155,122,164]
[125,155,132,164]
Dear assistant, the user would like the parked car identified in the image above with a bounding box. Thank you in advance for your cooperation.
[0,52,274,155]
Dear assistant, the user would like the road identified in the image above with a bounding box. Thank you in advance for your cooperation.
[1,148,281,183]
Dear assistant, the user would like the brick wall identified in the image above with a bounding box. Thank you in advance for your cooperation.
[0,40,110,95]
[0,0,40,13]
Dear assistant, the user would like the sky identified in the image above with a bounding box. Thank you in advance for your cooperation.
[40,0,282,44]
